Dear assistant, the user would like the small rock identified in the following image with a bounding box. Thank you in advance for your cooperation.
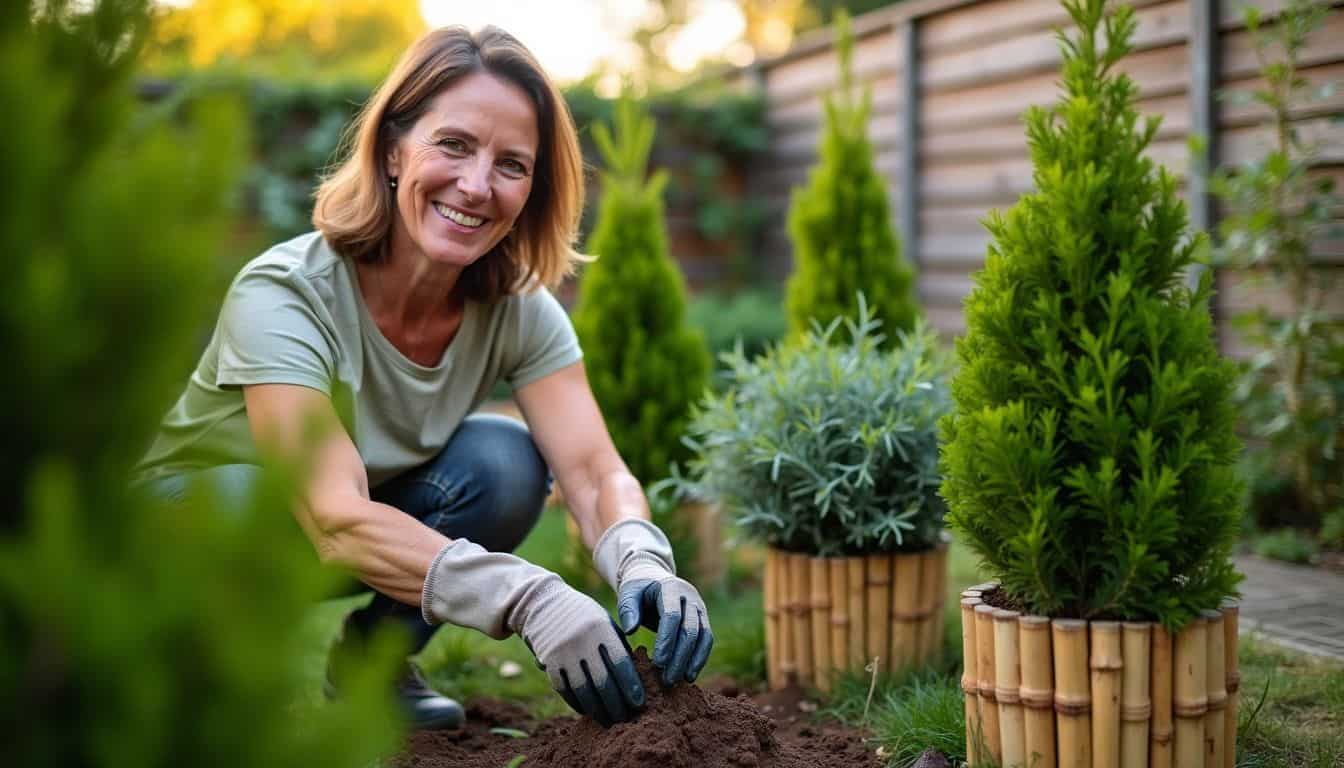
[498,661,523,679]
[796,699,817,713]
[876,746,890,758]
[912,747,951,768]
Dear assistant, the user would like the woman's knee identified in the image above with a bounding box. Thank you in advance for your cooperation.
[415,414,549,551]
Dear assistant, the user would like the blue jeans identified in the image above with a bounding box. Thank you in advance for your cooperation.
[142,413,549,654]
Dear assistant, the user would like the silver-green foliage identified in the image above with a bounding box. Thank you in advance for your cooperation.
[676,297,949,555]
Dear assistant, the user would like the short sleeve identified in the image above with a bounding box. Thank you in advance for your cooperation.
[506,289,583,389]
[215,267,336,394]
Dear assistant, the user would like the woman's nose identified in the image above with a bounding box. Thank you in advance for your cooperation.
[456,156,491,202]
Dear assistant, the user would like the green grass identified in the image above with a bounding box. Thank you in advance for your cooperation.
[1234,636,1344,767]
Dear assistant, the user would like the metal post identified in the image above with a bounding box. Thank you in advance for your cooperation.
[1188,0,1219,290]
[900,19,921,268]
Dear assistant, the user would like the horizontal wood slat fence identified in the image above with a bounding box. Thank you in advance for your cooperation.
[725,0,1344,356]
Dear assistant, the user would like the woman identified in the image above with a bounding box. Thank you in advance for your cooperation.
[133,26,713,730]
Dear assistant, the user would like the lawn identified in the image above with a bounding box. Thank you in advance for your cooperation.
[299,505,1344,767]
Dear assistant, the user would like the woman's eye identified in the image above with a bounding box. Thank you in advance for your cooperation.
[499,159,528,176]
[439,138,467,153]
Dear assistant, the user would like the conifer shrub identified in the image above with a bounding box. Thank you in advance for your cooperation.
[938,0,1243,629]
[572,96,710,486]
[784,11,918,346]
[0,2,401,764]
[673,297,950,556]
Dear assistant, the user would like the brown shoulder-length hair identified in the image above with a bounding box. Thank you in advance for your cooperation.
[312,26,587,301]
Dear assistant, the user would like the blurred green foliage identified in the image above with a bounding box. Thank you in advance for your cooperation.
[686,287,789,375]
[1211,0,1343,538]
[675,300,950,555]
[571,97,711,489]
[1251,528,1319,565]
[785,12,918,346]
[0,1,402,764]
[939,0,1242,629]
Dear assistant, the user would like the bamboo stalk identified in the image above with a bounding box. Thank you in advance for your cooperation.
[778,549,797,686]
[847,557,866,669]
[1053,619,1092,768]
[1121,623,1152,768]
[1222,601,1239,768]
[962,597,984,766]
[1092,622,1123,768]
[1173,618,1209,768]
[1019,615,1056,768]
[866,553,892,675]
[994,609,1026,768]
[810,557,832,692]
[1203,610,1227,768]
[890,551,922,673]
[975,604,1003,766]
[829,558,849,677]
[1150,625,1173,768]
[764,548,780,690]
[789,552,814,687]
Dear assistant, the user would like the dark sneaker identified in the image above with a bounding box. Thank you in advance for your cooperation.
[324,660,465,731]
[396,665,465,731]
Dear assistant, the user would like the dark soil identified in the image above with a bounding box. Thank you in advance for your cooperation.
[979,585,1026,613]
[391,647,883,768]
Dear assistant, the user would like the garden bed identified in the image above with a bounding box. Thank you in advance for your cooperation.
[392,647,884,768]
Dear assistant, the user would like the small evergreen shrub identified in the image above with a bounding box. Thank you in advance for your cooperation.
[784,11,918,346]
[572,96,710,486]
[0,2,402,764]
[939,0,1243,629]
[1210,0,1343,535]
[674,297,950,556]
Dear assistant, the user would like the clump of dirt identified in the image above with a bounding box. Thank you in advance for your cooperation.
[392,647,883,768]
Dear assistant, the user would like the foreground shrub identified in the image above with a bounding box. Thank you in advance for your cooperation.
[939,0,1242,629]
[0,2,401,764]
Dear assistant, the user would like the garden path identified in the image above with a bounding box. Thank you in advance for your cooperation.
[1233,554,1344,660]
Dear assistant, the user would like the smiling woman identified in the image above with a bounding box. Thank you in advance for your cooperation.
[133,25,714,732]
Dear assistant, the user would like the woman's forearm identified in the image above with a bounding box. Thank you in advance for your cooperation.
[572,470,650,550]
[304,492,449,606]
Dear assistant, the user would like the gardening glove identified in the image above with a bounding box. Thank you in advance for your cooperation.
[421,538,645,726]
[594,518,714,686]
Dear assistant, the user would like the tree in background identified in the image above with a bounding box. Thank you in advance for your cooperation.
[148,0,424,83]
[572,96,711,487]
[0,1,402,763]
[939,0,1242,627]
[1211,0,1343,537]
[784,11,917,344]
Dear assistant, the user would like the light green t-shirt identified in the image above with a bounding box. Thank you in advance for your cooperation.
[134,232,582,488]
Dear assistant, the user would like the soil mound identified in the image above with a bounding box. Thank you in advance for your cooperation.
[393,647,881,768]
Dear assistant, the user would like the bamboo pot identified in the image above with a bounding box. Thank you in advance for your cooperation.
[763,545,948,690]
[959,593,1240,768]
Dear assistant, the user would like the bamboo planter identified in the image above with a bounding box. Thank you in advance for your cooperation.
[960,590,1241,768]
[763,536,949,692]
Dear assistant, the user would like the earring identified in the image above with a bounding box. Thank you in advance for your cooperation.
[389,176,398,189]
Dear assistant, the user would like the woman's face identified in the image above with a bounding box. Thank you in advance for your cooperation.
[386,71,539,271]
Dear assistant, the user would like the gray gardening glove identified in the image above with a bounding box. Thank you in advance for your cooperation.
[422,538,645,726]
[594,519,714,686]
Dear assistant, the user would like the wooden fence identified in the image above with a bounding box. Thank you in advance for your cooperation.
[731,0,1344,354]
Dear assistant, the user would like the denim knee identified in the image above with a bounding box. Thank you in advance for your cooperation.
[374,413,548,553]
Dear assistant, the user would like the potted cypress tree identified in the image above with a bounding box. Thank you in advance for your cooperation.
[675,298,951,692]
[939,2,1243,767]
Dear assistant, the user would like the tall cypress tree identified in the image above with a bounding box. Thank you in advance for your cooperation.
[939,0,1242,629]
[572,96,710,485]
[785,11,917,344]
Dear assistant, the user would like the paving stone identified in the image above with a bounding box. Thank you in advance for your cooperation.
[1233,555,1344,661]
